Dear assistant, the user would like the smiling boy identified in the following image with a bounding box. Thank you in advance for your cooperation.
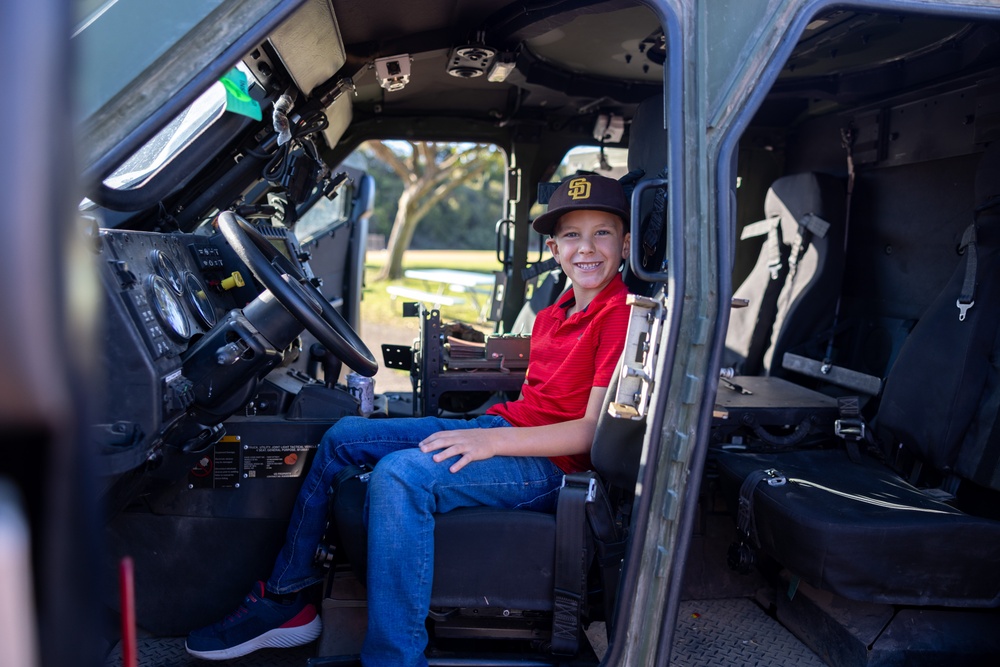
[185,173,632,667]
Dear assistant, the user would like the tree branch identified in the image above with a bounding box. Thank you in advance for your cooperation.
[411,159,491,223]
[368,140,415,183]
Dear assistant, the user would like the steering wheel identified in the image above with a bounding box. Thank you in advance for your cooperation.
[217,210,378,377]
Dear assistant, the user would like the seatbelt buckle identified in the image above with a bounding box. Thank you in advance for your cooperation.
[957,298,974,322]
[763,469,786,486]
[835,418,865,441]
[561,473,597,502]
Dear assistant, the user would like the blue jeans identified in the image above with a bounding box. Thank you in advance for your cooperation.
[266,414,566,667]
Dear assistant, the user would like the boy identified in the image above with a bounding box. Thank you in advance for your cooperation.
[186,173,632,666]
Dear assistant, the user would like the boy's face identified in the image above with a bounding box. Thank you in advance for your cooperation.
[546,209,630,295]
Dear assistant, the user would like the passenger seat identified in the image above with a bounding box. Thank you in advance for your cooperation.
[725,173,846,376]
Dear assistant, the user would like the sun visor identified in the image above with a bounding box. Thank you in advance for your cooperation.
[323,93,353,149]
[268,0,346,97]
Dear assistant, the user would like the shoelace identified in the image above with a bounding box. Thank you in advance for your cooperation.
[218,593,259,627]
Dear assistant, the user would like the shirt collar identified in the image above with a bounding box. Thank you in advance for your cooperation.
[556,273,626,316]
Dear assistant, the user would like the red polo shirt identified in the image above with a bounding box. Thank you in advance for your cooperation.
[488,274,630,473]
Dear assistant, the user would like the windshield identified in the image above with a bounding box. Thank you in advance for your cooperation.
[73,0,227,124]
[102,79,228,190]
[72,0,287,175]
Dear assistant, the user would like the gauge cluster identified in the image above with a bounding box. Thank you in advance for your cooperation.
[100,231,227,359]
[98,224,312,366]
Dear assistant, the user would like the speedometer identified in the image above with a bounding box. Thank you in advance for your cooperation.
[152,249,184,294]
[148,275,191,340]
[184,273,217,329]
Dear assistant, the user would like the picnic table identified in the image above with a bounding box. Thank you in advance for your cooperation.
[402,268,496,321]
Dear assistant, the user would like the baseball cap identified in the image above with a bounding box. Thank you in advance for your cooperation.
[531,173,629,235]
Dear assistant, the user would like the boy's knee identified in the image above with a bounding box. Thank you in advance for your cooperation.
[369,449,438,492]
[374,448,424,475]
[320,415,368,446]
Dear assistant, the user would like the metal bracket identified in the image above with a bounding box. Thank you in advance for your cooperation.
[763,469,787,487]
[835,418,866,441]
[609,293,666,419]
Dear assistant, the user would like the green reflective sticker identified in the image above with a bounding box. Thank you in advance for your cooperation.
[220,68,262,121]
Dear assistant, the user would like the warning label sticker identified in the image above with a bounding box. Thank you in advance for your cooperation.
[244,445,310,479]
[188,437,313,489]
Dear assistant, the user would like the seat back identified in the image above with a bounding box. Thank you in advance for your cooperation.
[591,368,645,491]
[509,265,567,334]
[622,93,669,295]
[877,145,1000,491]
[725,173,847,375]
[511,92,666,333]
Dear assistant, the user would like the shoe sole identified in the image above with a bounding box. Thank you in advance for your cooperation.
[184,616,322,661]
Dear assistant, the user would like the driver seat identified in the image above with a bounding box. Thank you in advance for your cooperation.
[323,370,644,657]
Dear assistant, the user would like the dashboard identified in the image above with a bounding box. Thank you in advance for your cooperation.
[93,224,311,482]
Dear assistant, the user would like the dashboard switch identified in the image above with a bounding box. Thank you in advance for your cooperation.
[220,271,245,291]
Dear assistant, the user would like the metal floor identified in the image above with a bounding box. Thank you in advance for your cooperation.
[671,598,824,666]
[106,598,824,666]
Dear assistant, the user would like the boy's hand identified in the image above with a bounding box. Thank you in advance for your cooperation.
[419,430,501,473]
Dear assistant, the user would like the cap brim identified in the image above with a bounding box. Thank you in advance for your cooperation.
[531,204,629,235]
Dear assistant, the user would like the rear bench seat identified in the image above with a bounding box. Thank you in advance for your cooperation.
[714,145,1000,608]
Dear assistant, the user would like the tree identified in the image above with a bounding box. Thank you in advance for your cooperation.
[367,141,496,280]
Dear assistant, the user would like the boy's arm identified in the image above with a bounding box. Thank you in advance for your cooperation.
[418,386,606,473]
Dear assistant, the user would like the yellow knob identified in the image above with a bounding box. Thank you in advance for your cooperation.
[220,271,245,291]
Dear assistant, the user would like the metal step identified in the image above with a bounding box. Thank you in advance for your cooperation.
[585,598,825,666]
[106,598,825,666]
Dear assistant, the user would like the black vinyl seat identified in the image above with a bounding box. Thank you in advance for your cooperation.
[715,449,1000,606]
[715,146,1000,608]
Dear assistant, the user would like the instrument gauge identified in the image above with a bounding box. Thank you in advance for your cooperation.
[184,273,217,329]
[152,249,184,294]
[148,275,191,340]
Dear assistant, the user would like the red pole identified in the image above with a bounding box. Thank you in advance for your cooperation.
[119,556,138,667]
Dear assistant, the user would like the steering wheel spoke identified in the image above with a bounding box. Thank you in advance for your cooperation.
[218,210,378,376]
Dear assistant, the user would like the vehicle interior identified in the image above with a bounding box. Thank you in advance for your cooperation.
[42,0,1000,665]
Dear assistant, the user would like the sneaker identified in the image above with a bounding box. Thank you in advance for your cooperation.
[185,582,321,660]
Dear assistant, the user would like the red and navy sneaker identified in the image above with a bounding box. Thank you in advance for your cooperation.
[185,581,321,660]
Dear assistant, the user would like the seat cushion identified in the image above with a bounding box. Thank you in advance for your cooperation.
[714,449,1000,607]
[333,475,556,610]
[432,507,556,610]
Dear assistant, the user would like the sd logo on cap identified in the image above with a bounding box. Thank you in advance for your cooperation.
[566,177,592,200]
[532,173,629,235]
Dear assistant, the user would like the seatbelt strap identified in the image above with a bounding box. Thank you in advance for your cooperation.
[740,216,785,281]
[765,218,784,280]
[821,126,857,363]
[550,473,594,655]
[315,464,371,566]
[617,168,645,201]
[835,396,865,463]
[957,223,977,321]
[521,256,559,281]
[727,468,786,574]
[579,471,628,632]
[783,212,830,297]
[642,168,669,268]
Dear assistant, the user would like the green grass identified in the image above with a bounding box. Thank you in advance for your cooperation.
[362,249,503,328]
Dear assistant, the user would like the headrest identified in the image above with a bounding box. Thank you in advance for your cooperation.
[627,94,667,174]
[764,172,845,243]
